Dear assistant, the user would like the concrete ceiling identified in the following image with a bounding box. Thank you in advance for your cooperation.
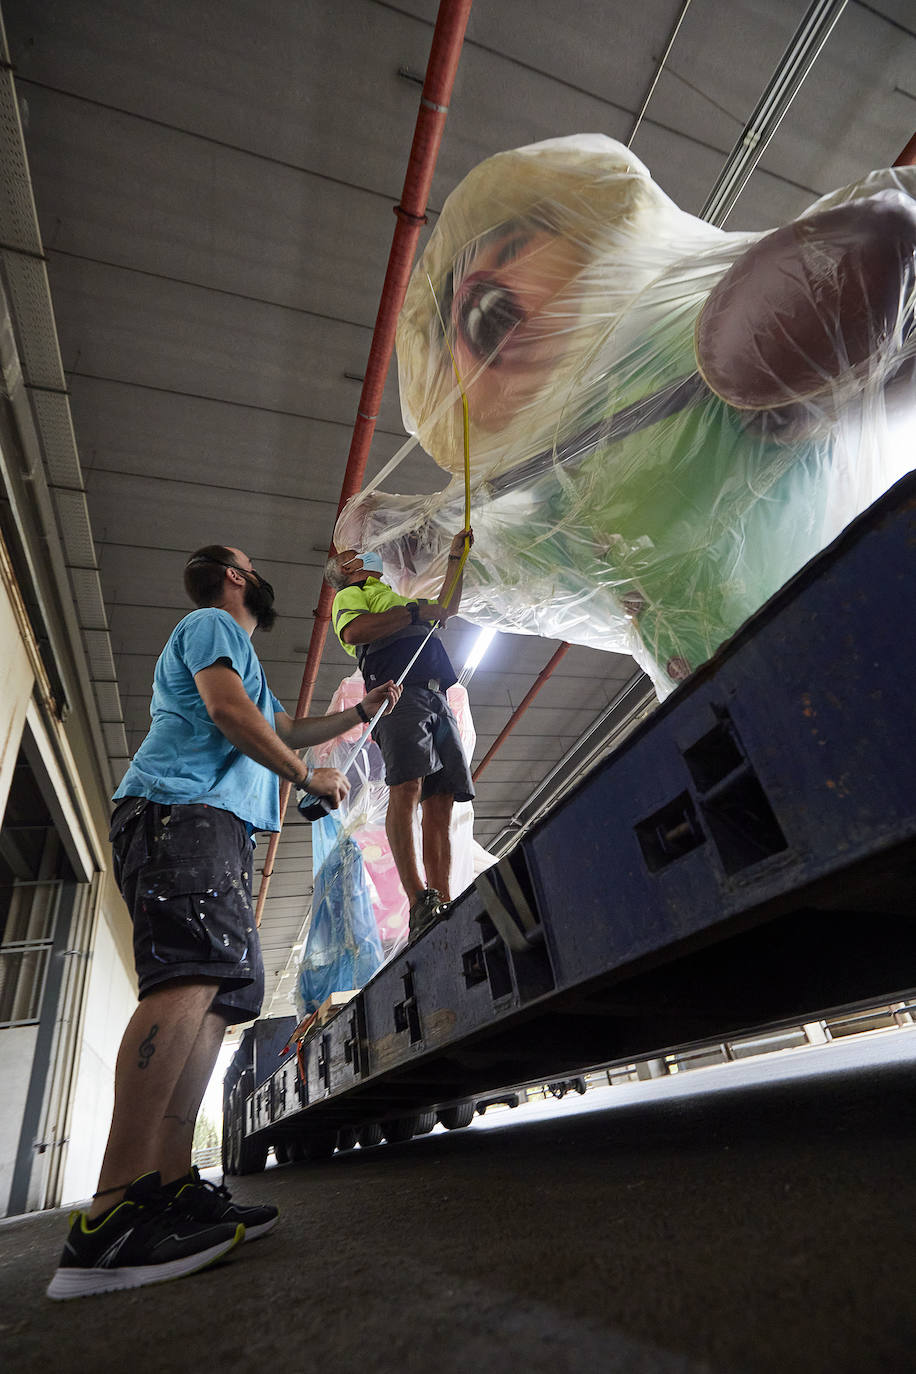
[2,0,913,1016]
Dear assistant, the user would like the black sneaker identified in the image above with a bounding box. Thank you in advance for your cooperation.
[46,1171,243,1300]
[166,1166,279,1242]
[408,888,444,939]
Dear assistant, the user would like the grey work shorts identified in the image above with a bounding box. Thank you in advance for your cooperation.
[109,797,264,1025]
[373,685,475,802]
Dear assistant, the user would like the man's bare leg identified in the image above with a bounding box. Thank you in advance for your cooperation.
[88,979,219,1219]
[386,778,424,903]
[158,1009,229,1185]
[421,793,454,901]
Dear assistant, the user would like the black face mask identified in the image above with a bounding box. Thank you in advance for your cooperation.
[241,569,277,632]
[186,555,277,631]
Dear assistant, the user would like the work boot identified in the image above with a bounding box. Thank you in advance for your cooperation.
[408,888,444,939]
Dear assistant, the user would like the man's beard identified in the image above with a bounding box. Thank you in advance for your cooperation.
[244,575,277,631]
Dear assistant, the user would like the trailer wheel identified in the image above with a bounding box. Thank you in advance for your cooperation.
[383,1115,419,1143]
[291,1128,337,1162]
[237,1132,269,1175]
[273,1139,292,1165]
[357,1122,384,1148]
[225,1094,242,1175]
[415,1110,437,1135]
[437,1101,475,1130]
[336,1127,358,1152]
[222,1098,236,1174]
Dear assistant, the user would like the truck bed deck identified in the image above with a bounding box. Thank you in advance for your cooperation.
[225,473,916,1168]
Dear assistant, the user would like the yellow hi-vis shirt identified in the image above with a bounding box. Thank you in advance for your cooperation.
[332,578,410,657]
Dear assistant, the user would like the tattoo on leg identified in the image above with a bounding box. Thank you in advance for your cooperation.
[163,1111,197,1127]
[137,1024,159,1069]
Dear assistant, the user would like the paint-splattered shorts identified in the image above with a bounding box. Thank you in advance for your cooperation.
[109,797,264,1024]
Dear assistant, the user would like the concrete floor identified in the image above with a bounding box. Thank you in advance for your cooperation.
[2,1032,915,1374]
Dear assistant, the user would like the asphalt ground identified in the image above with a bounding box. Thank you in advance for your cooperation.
[2,1031,914,1374]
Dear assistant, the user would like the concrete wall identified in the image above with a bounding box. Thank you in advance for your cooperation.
[59,874,137,1207]
[0,564,32,816]
[0,1025,38,1215]
[0,527,137,1213]
[0,565,37,1218]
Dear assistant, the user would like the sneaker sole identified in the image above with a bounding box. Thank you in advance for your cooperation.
[242,1215,279,1242]
[46,1223,244,1300]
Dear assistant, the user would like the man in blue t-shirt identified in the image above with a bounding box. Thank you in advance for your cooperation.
[48,544,399,1301]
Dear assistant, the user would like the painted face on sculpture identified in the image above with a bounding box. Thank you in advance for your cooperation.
[445,224,587,432]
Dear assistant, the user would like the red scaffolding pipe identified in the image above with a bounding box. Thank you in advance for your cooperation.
[472,643,571,782]
[255,0,473,922]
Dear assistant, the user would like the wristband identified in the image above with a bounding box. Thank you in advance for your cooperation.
[298,764,314,790]
[448,554,461,561]
[406,601,420,625]
[355,700,370,724]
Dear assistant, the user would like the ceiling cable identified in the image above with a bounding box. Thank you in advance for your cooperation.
[626,0,694,149]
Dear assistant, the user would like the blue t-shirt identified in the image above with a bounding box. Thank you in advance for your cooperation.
[113,608,286,832]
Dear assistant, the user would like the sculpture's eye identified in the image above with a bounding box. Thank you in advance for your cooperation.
[455,281,525,362]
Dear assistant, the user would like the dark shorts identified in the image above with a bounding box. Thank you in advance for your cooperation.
[109,797,264,1025]
[373,686,475,802]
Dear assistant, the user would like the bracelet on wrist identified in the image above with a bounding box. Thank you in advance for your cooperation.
[448,554,461,560]
[406,600,420,625]
[355,700,370,724]
[299,764,314,789]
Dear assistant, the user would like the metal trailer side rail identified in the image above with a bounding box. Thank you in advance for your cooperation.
[229,473,916,1163]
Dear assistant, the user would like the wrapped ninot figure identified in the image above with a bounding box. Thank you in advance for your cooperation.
[336,135,916,696]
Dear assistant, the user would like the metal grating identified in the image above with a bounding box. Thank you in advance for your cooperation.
[1,254,65,391]
[92,680,123,721]
[30,390,82,487]
[68,566,108,629]
[51,488,97,568]
[0,68,41,250]
[82,628,117,681]
[101,720,129,757]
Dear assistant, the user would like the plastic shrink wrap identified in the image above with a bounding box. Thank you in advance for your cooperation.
[335,135,916,698]
[295,673,492,1015]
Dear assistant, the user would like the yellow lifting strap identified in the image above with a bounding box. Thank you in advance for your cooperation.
[427,272,471,608]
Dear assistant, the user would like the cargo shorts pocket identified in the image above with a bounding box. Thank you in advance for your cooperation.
[137,857,254,969]
[109,797,151,892]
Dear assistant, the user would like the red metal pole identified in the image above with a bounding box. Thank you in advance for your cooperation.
[472,643,571,782]
[255,0,473,922]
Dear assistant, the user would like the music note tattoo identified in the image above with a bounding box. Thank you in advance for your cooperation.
[138,1024,159,1069]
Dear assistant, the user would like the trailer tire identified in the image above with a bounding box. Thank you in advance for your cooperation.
[357,1122,384,1148]
[383,1115,419,1143]
[237,1132,269,1175]
[273,1139,292,1165]
[290,1128,337,1162]
[223,1099,236,1174]
[415,1110,437,1135]
[437,1101,475,1130]
[336,1127,358,1152]
[225,1094,242,1175]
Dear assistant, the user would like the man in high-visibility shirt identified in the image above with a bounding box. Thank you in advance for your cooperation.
[327,527,475,938]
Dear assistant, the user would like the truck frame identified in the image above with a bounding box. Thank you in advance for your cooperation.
[223,473,916,1174]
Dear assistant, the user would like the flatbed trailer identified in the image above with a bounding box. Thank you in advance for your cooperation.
[223,473,916,1174]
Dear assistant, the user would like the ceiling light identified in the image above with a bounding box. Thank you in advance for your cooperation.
[461,627,496,681]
